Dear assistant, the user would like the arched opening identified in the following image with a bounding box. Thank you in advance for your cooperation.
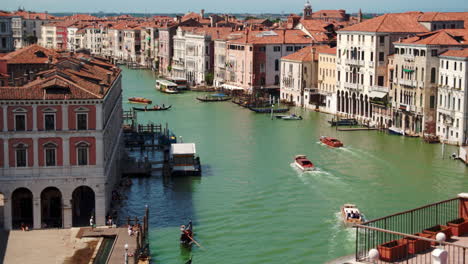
[41,187,62,228]
[72,186,95,227]
[404,115,410,130]
[337,91,341,112]
[11,188,33,229]
[0,192,4,229]
[352,93,357,115]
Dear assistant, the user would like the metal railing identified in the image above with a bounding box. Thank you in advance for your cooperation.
[355,198,464,263]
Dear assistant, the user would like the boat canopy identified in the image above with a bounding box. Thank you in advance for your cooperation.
[157,79,178,86]
[221,84,244,90]
[211,93,227,97]
[171,143,197,155]
[369,91,387,99]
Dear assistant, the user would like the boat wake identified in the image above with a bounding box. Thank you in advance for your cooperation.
[289,163,336,185]
[326,212,357,256]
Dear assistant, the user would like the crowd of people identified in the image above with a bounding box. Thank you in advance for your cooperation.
[346,210,361,220]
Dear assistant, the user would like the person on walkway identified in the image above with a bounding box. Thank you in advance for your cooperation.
[128,225,133,236]
[90,216,94,229]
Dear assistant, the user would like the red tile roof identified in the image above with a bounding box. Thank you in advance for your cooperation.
[319,47,337,55]
[228,29,315,44]
[417,12,468,22]
[396,29,468,46]
[340,12,429,33]
[12,11,56,20]
[281,45,331,61]
[440,48,468,58]
[0,54,121,100]
[0,44,59,64]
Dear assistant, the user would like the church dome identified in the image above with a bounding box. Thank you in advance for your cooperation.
[304,0,312,8]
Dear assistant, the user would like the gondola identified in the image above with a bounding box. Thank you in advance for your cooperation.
[132,105,172,111]
[248,107,289,113]
[196,96,232,102]
[128,97,152,104]
[180,220,194,247]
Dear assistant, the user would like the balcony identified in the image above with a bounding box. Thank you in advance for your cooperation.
[344,82,360,91]
[345,59,365,67]
[399,79,417,88]
[371,85,389,93]
[402,54,415,62]
[369,61,375,68]
[353,195,468,264]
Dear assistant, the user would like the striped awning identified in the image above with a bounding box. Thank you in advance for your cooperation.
[221,84,245,90]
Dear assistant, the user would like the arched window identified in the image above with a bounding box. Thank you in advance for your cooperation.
[274,75,279,85]
[274,59,279,71]
[14,143,28,167]
[44,142,57,167]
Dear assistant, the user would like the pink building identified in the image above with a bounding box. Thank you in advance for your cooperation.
[0,50,123,230]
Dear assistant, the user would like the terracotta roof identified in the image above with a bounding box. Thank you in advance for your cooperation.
[281,45,331,61]
[396,29,468,46]
[340,12,429,33]
[182,12,201,22]
[0,54,121,100]
[440,48,468,58]
[0,44,59,64]
[417,12,468,22]
[319,47,337,55]
[12,11,56,20]
[228,29,314,44]
[181,27,235,40]
[66,14,104,21]
[312,10,347,19]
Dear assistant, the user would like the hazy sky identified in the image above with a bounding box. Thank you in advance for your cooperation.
[4,0,468,14]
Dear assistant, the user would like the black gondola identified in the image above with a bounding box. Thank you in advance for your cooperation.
[180,220,193,247]
[248,107,289,113]
[196,96,232,102]
[132,105,172,111]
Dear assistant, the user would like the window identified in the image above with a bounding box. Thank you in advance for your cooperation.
[377,76,384,86]
[77,143,89,165]
[431,50,437,57]
[458,99,461,110]
[275,59,279,71]
[430,95,435,109]
[286,46,293,52]
[45,145,56,166]
[259,46,266,52]
[16,146,27,167]
[273,46,281,52]
[430,68,436,83]
[378,52,384,62]
[77,113,87,130]
[15,114,26,131]
[379,36,385,44]
[455,62,457,71]
[44,114,55,130]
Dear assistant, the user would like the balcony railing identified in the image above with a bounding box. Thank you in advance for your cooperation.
[344,82,359,90]
[371,85,389,93]
[355,197,466,263]
[399,79,417,88]
[345,59,365,67]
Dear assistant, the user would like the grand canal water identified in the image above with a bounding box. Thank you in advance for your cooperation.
[119,67,467,263]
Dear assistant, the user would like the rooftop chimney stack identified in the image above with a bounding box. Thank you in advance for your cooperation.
[107,72,111,84]
[200,9,205,19]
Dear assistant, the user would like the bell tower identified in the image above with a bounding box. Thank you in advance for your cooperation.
[303,0,313,20]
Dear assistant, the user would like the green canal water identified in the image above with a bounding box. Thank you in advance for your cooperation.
[119,67,467,263]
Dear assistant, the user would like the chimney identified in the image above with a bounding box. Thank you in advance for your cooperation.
[48,55,53,64]
[99,83,105,95]
[107,72,112,84]
[176,15,181,24]
[200,9,205,19]
[210,16,214,27]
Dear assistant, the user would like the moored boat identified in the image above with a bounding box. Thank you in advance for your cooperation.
[294,155,315,171]
[156,79,180,94]
[132,105,172,111]
[320,136,343,148]
[196,93,232,102]
[128,97,152,104]
[328,118,358,126]
[281,114,302,120]
[388,127,405,136]
[341,204,363,226]
[249,107,289,113]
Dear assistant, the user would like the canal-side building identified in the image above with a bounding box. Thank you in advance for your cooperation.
[0,13,14,53]
[0,52,123,230]
[11,10,58,49]
[158,23,178,76]
[390,29,468,137]
[437,48,468,145]
[312,47,338,113]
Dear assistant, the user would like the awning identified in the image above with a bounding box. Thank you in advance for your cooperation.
[403,69,414,73]
[369,91,387,98]
[221,84,245,90]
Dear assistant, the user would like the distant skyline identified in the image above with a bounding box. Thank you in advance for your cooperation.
[3,0,468,14]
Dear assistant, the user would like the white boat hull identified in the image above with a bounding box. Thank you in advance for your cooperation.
[294,161,315,171]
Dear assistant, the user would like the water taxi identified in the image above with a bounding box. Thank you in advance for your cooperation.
[128,97,152,104]
[156,79,179,94]
[320,136,343,148]
[294,155,315,171]
[341,204,363,226]
[196,93,232,102]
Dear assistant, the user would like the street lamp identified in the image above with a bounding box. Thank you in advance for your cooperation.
[124,243,129,264]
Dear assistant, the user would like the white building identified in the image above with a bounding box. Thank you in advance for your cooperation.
[0,15,14,52]
[437,49,468,145]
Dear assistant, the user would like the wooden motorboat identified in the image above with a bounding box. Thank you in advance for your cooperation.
[388,127,405,136]
[132,105,172,111]
[249,107,289,113]
[328,118,358,126]
[128,97,152,104]
[341,204,363,226]
[294,155,315,171]
[180,220,194,247]
[196,94,232,102]
[281,114,302,120]
[320,136,343,148]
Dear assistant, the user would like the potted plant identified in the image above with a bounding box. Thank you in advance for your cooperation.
[422,225,452,240]
[377,239,408,262]
[404,233,432,254]
[447,218,468,236]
